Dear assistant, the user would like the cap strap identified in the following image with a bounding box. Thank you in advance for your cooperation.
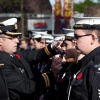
[74,24,100,29]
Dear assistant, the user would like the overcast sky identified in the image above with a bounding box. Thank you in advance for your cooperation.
[49,0,98,6]
[49,0,84,6]
[49,0,62,6]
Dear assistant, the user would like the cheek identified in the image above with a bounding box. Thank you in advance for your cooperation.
[77,41,89,52]
[2,43,12,51]
[77,41,84,47]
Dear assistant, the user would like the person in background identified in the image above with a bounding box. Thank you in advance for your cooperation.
[44,28,85,100]
[30,38,35,50]
[41,33,54,47]
[34,34,54,73]
[32,34,43,50]
[44,29,75,100]
[0,18,63,100]
[32,31,48,49]
[39,32,50,48]
[19,37,31,51]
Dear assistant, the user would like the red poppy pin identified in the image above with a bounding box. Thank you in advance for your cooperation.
[15,54,20,59]
[76,73,83,80]
[59,78,64,83]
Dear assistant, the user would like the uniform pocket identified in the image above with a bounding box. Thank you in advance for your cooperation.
[71,78,83,86]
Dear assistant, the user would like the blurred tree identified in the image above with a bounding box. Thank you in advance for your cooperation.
[0,0,51,13]
[0,0,20,13]
[74,0,99,13]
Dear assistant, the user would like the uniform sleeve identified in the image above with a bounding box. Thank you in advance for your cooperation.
[2,64,55,98]
[2,65,36,94]
[32,68,55,95]
[17,44,57,63]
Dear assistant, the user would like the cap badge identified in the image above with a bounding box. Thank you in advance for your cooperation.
[15,24,18,29]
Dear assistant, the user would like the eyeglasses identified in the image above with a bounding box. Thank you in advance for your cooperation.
[74,34,92,40]
[0,36,19,40]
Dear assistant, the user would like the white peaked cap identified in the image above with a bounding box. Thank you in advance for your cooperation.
[0,18,22,35]
[41,34,54,40]
[32,32,41,37]
[54,36,65,41]
[2,18,17,26]
[73,17,100,25]
[46,40,54,44]
[41,34,54,43]
[63,28,74,37]
[32,33,39,36]
[33,31,48,35]
[33,34,41,38]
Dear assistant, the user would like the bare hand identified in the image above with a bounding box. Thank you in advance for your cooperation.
[65,48,80,62]
[52,41,63,53]
[51,55,62,76]
[65,48,85,63]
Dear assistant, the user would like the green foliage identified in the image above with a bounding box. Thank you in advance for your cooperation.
[74,3,84,12]
[74,0,100,13]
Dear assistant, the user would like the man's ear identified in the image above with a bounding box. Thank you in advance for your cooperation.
[91,34,97,45]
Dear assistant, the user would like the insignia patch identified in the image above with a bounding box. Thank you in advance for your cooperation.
[15,24,18,29]
[19,68,24,73]
[0,30,2,33]
[94,64,100,74]
[98,89,100,98]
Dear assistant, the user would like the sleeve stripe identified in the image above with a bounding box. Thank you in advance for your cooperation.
[42,73,50,88]
[42,74,48,88]
[44,73,50,87]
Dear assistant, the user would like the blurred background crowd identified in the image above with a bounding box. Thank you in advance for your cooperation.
[0,0,100,38]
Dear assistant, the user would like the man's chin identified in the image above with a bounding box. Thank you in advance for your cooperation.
[13,49,17,53]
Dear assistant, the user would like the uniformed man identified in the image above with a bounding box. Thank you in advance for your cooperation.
[0,18,62,100]
[32,34,42,50]
[19,37,31,51]
[67,17,100,100]
[31,31,48,49]
[35,34,54,73]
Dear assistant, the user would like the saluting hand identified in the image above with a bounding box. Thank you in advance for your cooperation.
[52,40,63,53]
